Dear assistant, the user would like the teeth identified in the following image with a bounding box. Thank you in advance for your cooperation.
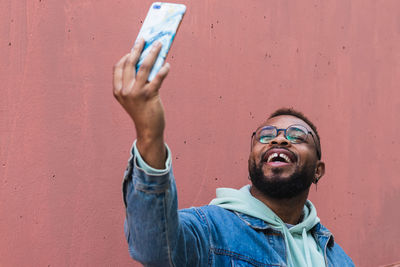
[266,152,292,163]
[267,153,278,162]
[279,153,291,163]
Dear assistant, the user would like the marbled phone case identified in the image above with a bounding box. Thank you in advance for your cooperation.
[134,2,186,81]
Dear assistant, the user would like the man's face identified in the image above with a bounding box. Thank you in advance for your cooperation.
[248,115,324,199]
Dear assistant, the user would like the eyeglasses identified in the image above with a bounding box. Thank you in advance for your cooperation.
[252,124,321,159]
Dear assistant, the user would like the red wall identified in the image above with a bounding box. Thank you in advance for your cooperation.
[1,1,400,266]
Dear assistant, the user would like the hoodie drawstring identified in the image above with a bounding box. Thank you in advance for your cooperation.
[302,228,312,267]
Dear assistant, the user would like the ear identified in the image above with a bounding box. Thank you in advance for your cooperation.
[313,161,325,183]
[250,133,256,152]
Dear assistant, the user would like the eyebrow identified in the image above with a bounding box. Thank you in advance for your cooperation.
[259,124,312,131]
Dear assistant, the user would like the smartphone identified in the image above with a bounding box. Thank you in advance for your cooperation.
[134,2,186,81]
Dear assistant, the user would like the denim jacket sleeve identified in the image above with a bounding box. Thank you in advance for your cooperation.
[122,143,210,267]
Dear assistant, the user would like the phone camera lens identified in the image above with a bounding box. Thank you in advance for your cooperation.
[153,4,161,9]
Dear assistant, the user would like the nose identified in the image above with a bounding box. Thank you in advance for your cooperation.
[270,132,291,147]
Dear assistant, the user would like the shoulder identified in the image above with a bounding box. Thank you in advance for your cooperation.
[327,241,355,266]
[315,223,355,266]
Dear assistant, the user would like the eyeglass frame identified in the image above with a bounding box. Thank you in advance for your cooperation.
[251,124,321,160]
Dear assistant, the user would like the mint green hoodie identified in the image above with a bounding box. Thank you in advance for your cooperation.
[209,185,325,267]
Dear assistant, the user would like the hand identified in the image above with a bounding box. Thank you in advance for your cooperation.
[113,39,170,168]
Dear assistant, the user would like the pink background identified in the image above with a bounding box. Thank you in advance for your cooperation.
[1,0,400,266]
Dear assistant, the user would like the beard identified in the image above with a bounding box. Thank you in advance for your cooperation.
[249,160,316,199]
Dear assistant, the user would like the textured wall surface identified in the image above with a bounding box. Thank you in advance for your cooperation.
[1,1,400,266]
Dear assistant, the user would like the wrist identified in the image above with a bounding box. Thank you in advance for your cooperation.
[135,125,164,143]
[136,138,167,169]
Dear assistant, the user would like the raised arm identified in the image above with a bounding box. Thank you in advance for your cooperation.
[113,41,210,266]
[113,39,169,169]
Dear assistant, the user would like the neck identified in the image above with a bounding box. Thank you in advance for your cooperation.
[250,186,309,225]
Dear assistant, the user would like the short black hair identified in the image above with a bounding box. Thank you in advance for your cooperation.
[268,108,321,159]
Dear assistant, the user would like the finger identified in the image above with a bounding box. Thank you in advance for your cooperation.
[136,42,162,85]
[122,54,137,92]
[149,62,170,92]
[113,53,130,96]
[131,38,145,54]
[129,38,145,72]
[122,39,145,92]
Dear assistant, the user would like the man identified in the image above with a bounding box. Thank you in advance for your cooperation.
[113,39,355,266]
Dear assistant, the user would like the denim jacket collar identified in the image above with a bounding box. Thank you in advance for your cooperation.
[234,211,273,230]
[313,222,335,248]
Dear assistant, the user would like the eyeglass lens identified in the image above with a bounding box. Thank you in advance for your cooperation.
[257,125,308,144]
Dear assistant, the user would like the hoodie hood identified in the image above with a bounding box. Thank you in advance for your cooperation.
[209,185,322,267]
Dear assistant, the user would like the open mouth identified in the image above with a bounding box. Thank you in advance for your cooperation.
[263,148,297,166]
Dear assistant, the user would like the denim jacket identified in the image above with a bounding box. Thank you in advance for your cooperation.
[123,149,355,267]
